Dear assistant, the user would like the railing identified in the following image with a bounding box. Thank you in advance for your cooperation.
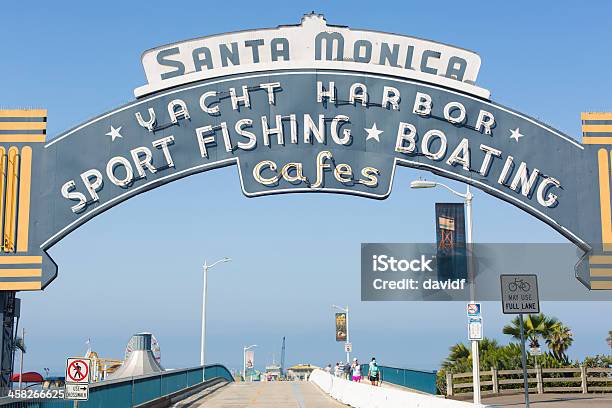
[446,366,612,397]
[360,364,437,395]
[0,364,233,408]
[311,369,466,408]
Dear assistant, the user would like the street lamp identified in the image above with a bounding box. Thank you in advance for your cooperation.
[243,344,258,382]
[332,305,350,363]
[410,179,480,405]
[201,257,231,370]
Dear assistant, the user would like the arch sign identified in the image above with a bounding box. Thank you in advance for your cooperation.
[1,14,610,291]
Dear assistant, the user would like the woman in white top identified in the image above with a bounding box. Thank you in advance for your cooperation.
[351,358,361,382]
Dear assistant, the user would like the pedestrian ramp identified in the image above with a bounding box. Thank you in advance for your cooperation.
[183,381,346,407]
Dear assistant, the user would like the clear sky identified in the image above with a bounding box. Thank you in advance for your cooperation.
[2,1,612,375]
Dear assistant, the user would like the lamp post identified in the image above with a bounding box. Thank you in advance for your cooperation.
[243,344,257,382]
[201,257,231,373]
[18,328,24,391]
[410,179,480,405]
[332,305,350,363]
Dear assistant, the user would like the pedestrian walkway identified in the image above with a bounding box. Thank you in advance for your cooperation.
[480,393,612,407]
[176,381,347,407]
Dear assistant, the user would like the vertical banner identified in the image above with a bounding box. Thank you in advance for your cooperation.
[245,350,255,369]
[335,313,347,342]
[435,203,467,280]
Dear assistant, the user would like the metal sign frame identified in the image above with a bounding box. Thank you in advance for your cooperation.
[500,274,540,315]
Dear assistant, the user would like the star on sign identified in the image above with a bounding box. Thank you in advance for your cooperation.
[105,125,123,141]
[365,123,384,142]
[509,127,524,142]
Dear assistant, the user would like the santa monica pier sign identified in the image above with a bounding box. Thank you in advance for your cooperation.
[1,14,611,291]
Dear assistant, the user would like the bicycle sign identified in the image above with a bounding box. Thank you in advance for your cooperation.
[500,274,539,314]
[508,278,531,292]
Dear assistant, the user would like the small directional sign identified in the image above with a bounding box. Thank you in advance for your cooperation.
[344,343,352,353]
[65,383,89,400]
[529,347,543,356]
[500,274,540,314]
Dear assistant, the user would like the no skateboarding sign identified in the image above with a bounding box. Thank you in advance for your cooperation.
[65,358,90,401]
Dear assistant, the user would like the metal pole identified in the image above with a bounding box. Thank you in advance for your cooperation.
[465,186,481,405]
[243,347,246,382]
[199,258,230,377]
[519,314,530,408]
[200,263,208,370]
[345,306,350,364]
[12,314,20,391]
[18,328,24,391]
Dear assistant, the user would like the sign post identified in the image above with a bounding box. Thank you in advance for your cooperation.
[518,314,530,408]
[501,274,540,408]
[467,303,483,341]
[65,358,90,402]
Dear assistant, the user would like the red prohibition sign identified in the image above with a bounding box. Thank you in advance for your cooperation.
[67,359,89,382]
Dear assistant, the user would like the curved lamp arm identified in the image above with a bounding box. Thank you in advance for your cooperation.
[204,257,231,270]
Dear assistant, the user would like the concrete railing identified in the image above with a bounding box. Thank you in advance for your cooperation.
[310,369,483,408]
[446,366,612,397]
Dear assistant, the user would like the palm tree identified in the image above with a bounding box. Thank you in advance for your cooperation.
[545,324,573,362]
[441,339,525,373]
[607,330,612,353]
[503,313,560,349]
[442,343,470,371]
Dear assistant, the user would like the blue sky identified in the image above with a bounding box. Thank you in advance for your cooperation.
[2,1,612,374]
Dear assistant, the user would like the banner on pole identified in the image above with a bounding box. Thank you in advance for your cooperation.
[435,203,467,281]
[335,313,347,342]
[245,350,254,369]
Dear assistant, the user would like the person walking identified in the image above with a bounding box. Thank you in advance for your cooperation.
[368,357,380,386]
[351,358,361,382]
[334,362,341,377]
[343,361,351,380]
